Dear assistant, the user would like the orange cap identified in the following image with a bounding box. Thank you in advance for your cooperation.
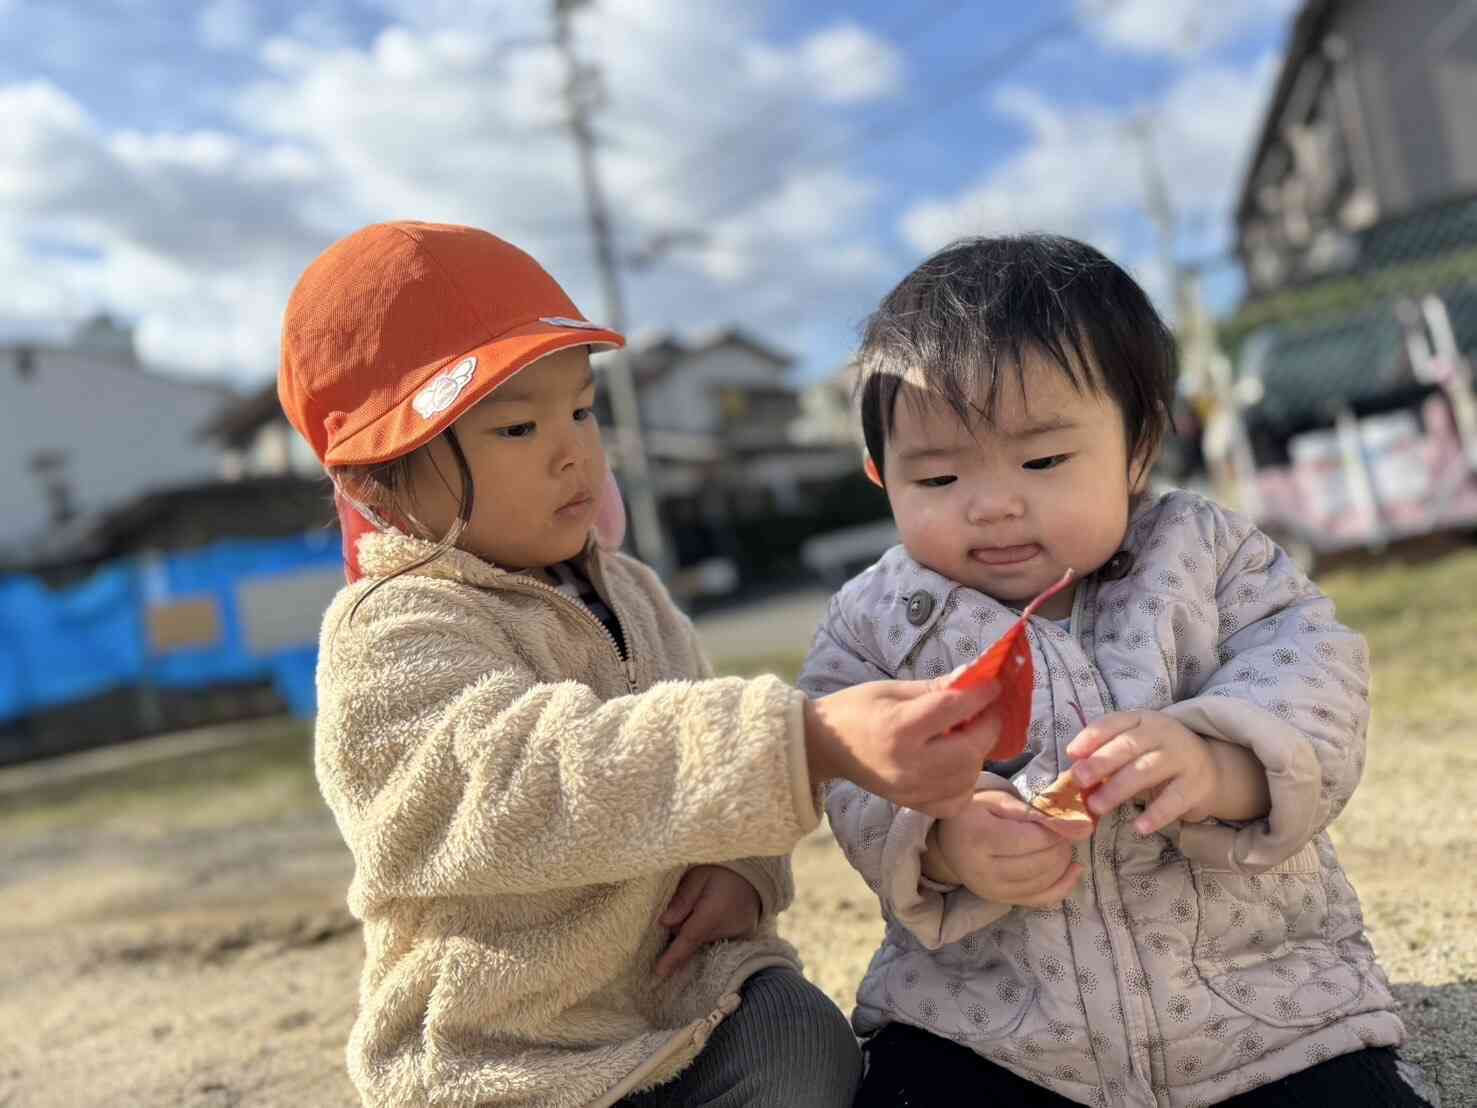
[278,221,624,467]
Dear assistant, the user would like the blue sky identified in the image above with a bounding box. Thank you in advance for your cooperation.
[0,0,1297,386]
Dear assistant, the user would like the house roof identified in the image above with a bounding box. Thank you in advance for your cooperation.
[625,334,690,383]
[1243,307,1407,438]
[197,382,282,446]
[620,326,794,384]
[1234,0,1339,227]
[1227,189,1477,438]
[1228,190,1477,336]
[7,474,331,574]
[1356,193,1477,270]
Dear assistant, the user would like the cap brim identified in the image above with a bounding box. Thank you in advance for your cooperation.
[323,319,624,467]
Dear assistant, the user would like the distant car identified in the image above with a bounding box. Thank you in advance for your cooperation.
[801,519,899,586]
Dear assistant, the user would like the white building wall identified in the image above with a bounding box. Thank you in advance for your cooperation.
[638,345,789,433]
[244,420,322,479]
[1,345,231,551]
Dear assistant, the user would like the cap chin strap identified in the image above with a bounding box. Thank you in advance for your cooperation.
[592,465,626,551]
[331,479,402,585]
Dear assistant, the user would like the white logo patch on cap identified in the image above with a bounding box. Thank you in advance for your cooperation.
[412,356,477,420]
[540,316,602,330]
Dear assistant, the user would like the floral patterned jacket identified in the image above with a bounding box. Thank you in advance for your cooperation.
[799,490,1408,1108]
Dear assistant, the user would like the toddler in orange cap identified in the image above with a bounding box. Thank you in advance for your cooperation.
[278,221,1010,1108]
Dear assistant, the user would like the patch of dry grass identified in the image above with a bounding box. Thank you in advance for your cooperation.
[0,717,317,838]
[1318,549,1477,986]
[1324,547,1477,728]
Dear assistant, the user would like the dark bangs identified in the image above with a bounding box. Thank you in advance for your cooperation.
[857,234,1175,478]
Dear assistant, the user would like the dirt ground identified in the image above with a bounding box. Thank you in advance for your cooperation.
[0,713,1472,1108]
[4,552,1477,1107]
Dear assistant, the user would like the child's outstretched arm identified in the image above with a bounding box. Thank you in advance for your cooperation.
[316,580,1000,904]
[661,624,792,949]
[800,594,1022,950]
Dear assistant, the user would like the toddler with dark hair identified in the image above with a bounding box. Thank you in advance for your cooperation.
[800,234,1433,1107]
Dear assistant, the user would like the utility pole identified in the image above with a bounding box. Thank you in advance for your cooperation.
[552,0,672,580]
[1128,114,1261,516]
[1127,112,1188,328]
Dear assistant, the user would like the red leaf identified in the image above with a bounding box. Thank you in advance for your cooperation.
[950,570,1075,761]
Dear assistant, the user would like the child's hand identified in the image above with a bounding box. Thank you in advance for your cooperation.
[654,866,762,978]
[930,789,1090,907]
[804,675,1004,819]
[1066,710,1219,835]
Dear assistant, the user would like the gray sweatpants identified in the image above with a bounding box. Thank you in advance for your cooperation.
[618,968,862,1108]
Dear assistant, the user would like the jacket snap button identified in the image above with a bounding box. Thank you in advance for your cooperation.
[905,590,935,626]
[1101,551,1134,580]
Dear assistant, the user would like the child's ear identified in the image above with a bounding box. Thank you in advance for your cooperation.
[863,454,884,489]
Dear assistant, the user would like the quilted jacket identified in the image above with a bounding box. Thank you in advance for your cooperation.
[799,490,1406,1107]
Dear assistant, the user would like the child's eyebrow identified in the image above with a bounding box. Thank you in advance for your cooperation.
[1000,416,1079,439]
[896,416,1079,460]
[895,444,960,463]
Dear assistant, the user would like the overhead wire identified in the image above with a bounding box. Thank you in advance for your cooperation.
[681,0,1131,231]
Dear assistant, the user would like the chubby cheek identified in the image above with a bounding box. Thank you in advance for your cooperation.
[892,494,958,563]
[1055,500,1129,569]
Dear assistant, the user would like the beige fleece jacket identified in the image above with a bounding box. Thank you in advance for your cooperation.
[314,531,821,1107]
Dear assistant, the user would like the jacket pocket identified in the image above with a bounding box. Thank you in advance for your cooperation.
[1189,844,1364,1027]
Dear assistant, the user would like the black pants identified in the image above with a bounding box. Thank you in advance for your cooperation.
[617,968,861,1108]
[855,1022,1432,1108]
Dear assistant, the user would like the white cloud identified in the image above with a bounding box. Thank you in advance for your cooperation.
[584,6,901,284]
[242,26,584,236]
[0,82,100,199]
[900,53,1280,299]
[1080,0,1297,59]
[197,0,260,53]
[691,167,887,284]
[747,22,903,105]
[241,3,901,346]
[901,87,1138,253]
[0,77,334,373]
[3,2,904,379]
[0,89,324,271]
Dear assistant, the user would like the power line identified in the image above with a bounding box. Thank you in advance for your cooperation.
[602,0,975,204]
[553,0,672,578]
[508,0,974,242]
[535,0,1144,314]
[684,0,1130,232]
[522,1,1122,241]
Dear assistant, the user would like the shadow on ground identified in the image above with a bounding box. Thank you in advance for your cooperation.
[1392,980,1477,1106]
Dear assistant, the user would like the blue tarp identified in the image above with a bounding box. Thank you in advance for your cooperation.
[0,566,146,720]
[0,532,342,723]
[268,646,320,719]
